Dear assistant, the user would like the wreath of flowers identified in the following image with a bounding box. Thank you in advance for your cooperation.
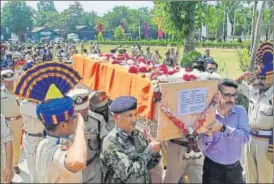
[159,92,220,135]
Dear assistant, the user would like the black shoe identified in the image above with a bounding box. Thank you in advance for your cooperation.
[13,166,20,174]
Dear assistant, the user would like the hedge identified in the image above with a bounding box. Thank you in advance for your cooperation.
[92,40,249,49]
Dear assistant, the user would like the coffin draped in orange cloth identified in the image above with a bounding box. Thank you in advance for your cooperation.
[72,55,155,120]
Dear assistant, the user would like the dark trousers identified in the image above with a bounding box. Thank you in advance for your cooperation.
[202,157,244,184]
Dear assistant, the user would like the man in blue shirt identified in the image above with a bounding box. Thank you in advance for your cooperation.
[199,79,250,184]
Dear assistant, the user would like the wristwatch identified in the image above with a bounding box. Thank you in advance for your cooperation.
[220,124,226,132]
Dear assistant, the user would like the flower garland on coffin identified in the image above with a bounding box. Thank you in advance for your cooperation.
[151,68,222,159]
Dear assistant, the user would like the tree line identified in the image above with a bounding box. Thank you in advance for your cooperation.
[1,1,273,42]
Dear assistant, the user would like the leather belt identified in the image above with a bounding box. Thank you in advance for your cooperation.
[205,157,240,170]
[5,115,22,121]
[24,131,44,137]
[250,127,272,139]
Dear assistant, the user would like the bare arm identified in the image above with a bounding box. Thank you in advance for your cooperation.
[5,141,13,169]
[65,113,87,172]
[4,141,14,183]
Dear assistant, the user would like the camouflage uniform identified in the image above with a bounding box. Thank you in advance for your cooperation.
[100,126,161,183]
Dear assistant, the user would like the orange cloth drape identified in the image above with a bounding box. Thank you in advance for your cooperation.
[72,55,155,120]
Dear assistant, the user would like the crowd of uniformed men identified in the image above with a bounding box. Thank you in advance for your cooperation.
[0,40,273,184]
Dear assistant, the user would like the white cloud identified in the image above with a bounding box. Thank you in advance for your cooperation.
[1,1,154,16]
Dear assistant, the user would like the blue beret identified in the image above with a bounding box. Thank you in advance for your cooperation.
[110,96,137,114]
[36,96,74,126]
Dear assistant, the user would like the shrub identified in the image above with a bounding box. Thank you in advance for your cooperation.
[114,26,125,40]
[236,93,249,112]
[93,40,248,48]
[97,32,104,42]
[236,48,250,111]
[237,48,250,72]
[180,50,202,68]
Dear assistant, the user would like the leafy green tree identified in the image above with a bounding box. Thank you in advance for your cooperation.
[97,32,104,42]
[79,11,98,28]
[63,1,84,33]
[102,6,156,39]
[1,1,34,40]
[262,1,273,40]
[195,1,207,40]
[37,0,56,12]
[114,26,125,40]
[152,2,179,39]
[153,1,197,53]
[35,0,57,27]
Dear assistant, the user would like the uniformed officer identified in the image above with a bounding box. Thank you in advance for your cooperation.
[1,69,23,175]
[35,98,87,183]
[12,61,87,183]
[235,46,273,183]
[151,49,162,64]
[1,114,14,184]
[145,46,153,60]
[100,96,162,183]
[162,137,204,183]
[20,97,45,182]
[67,89,114,183]
[163,50,174,67]
[87,90,115,181]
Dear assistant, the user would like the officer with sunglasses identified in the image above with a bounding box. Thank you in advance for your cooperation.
[235,48,273,183]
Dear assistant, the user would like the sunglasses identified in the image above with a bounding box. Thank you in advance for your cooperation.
[222,92,238,98]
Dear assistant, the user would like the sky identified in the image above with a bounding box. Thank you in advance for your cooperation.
[1,1,154,16]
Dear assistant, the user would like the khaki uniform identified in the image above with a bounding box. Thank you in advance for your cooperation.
[149,159,164,183]
[36,136,82,183]
[20,99,44,183]
[239,83,273,183]
[1,87,23,167]
[151,53,161,64]
[145,52,153,60]
[163,137,204,183]
[1,114,13,183]
[82,111,115,183]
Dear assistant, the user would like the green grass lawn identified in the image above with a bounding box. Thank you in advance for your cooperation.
[79,44,243,79]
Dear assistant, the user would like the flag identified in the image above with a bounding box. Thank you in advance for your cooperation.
[156,17,163,38]
[158,28,163,38]
[98,24,103,33]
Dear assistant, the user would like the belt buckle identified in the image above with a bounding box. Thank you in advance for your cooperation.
[252,128,259,135]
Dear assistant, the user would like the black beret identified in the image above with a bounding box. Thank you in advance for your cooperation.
[110,96,137,114]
